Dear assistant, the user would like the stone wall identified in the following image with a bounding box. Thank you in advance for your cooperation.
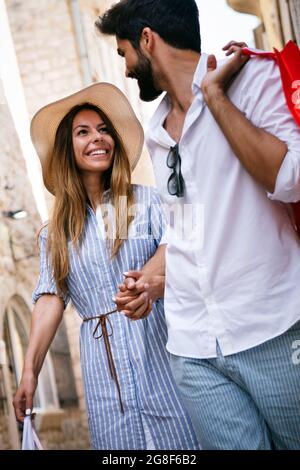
[6,0,83,119]
[0,416,10,450]
[0,95,40,315]
[0,83,41,449]
[37,408,90,450]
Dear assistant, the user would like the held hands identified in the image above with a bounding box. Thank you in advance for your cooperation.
[114,271,164,321]
[12,371,38,424]
[115,271,152,320]
[201,40,249,102]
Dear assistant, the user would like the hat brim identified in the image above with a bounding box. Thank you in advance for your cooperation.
[30,82,144,194]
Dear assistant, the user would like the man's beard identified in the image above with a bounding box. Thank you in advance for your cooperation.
[129,51,163,102]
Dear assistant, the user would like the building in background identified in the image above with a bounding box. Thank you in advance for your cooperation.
[228,0,300,49]
[4,0,297,450]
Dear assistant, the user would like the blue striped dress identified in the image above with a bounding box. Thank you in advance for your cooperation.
[32,185,199,450]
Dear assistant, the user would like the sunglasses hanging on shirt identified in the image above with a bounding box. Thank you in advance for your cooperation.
[167,143,185,197]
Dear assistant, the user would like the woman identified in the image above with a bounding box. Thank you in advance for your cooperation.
[13,83,199,450]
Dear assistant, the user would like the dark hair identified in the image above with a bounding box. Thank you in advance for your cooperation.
[95,0,201,53]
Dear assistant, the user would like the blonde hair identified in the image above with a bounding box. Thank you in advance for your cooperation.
[44,103,135,293]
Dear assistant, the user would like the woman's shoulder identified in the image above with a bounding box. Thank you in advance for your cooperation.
[38,223,50,240]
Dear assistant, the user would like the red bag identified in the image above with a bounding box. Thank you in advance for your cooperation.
[242,41,300,237]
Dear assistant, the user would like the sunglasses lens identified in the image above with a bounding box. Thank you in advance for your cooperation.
[167,148,177,168]
[167,174,178,195]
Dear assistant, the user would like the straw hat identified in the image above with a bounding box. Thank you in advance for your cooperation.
[30,82,144,194]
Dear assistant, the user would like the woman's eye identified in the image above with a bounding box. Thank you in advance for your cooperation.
[99,127,109,134]
[78,129,87,135]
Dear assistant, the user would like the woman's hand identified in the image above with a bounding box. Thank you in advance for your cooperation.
[115,271,165,320]
[13,371,38,424]
[115,246,166,320]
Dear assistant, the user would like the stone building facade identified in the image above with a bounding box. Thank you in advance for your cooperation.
[227,0,300,49]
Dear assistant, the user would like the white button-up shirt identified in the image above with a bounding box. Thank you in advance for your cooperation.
[146,53,300,359]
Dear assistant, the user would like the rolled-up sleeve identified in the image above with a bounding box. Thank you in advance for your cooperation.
[241,58,300,203]
[267,149,300,203]
[148,188,168,247]
[32,228,70,308]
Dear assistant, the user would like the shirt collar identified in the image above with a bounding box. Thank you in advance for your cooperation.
[192,53,209,96]
[146,53,209,148]
[146,94,175,148]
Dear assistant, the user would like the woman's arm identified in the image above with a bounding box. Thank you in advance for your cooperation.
[13,294,64,423]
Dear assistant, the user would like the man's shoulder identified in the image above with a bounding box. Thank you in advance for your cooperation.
[232,52,280,88]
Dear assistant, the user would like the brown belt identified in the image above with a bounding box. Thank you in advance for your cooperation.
[83,309,124,414]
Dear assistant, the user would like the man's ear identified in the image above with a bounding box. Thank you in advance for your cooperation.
[140,27,154,52]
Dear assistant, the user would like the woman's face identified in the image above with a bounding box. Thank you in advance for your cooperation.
[72,109,115,175]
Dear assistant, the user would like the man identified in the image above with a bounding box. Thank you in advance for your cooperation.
[96,0,300,449]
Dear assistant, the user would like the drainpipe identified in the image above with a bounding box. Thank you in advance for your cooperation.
[70,0,93,86]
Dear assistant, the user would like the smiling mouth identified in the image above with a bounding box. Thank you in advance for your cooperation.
[86,149,110,157]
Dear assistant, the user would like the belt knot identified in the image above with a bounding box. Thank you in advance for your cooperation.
[83,309,124,414]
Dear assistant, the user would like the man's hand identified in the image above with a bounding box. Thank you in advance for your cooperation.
[115,246,166,321]
[115,271,152,320]
[223,40,248,56]
[115,270,165,321]
[201,40,249,102]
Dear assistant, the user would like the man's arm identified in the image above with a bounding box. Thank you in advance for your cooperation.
[115,244,166,320]
[201,50,288,193]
